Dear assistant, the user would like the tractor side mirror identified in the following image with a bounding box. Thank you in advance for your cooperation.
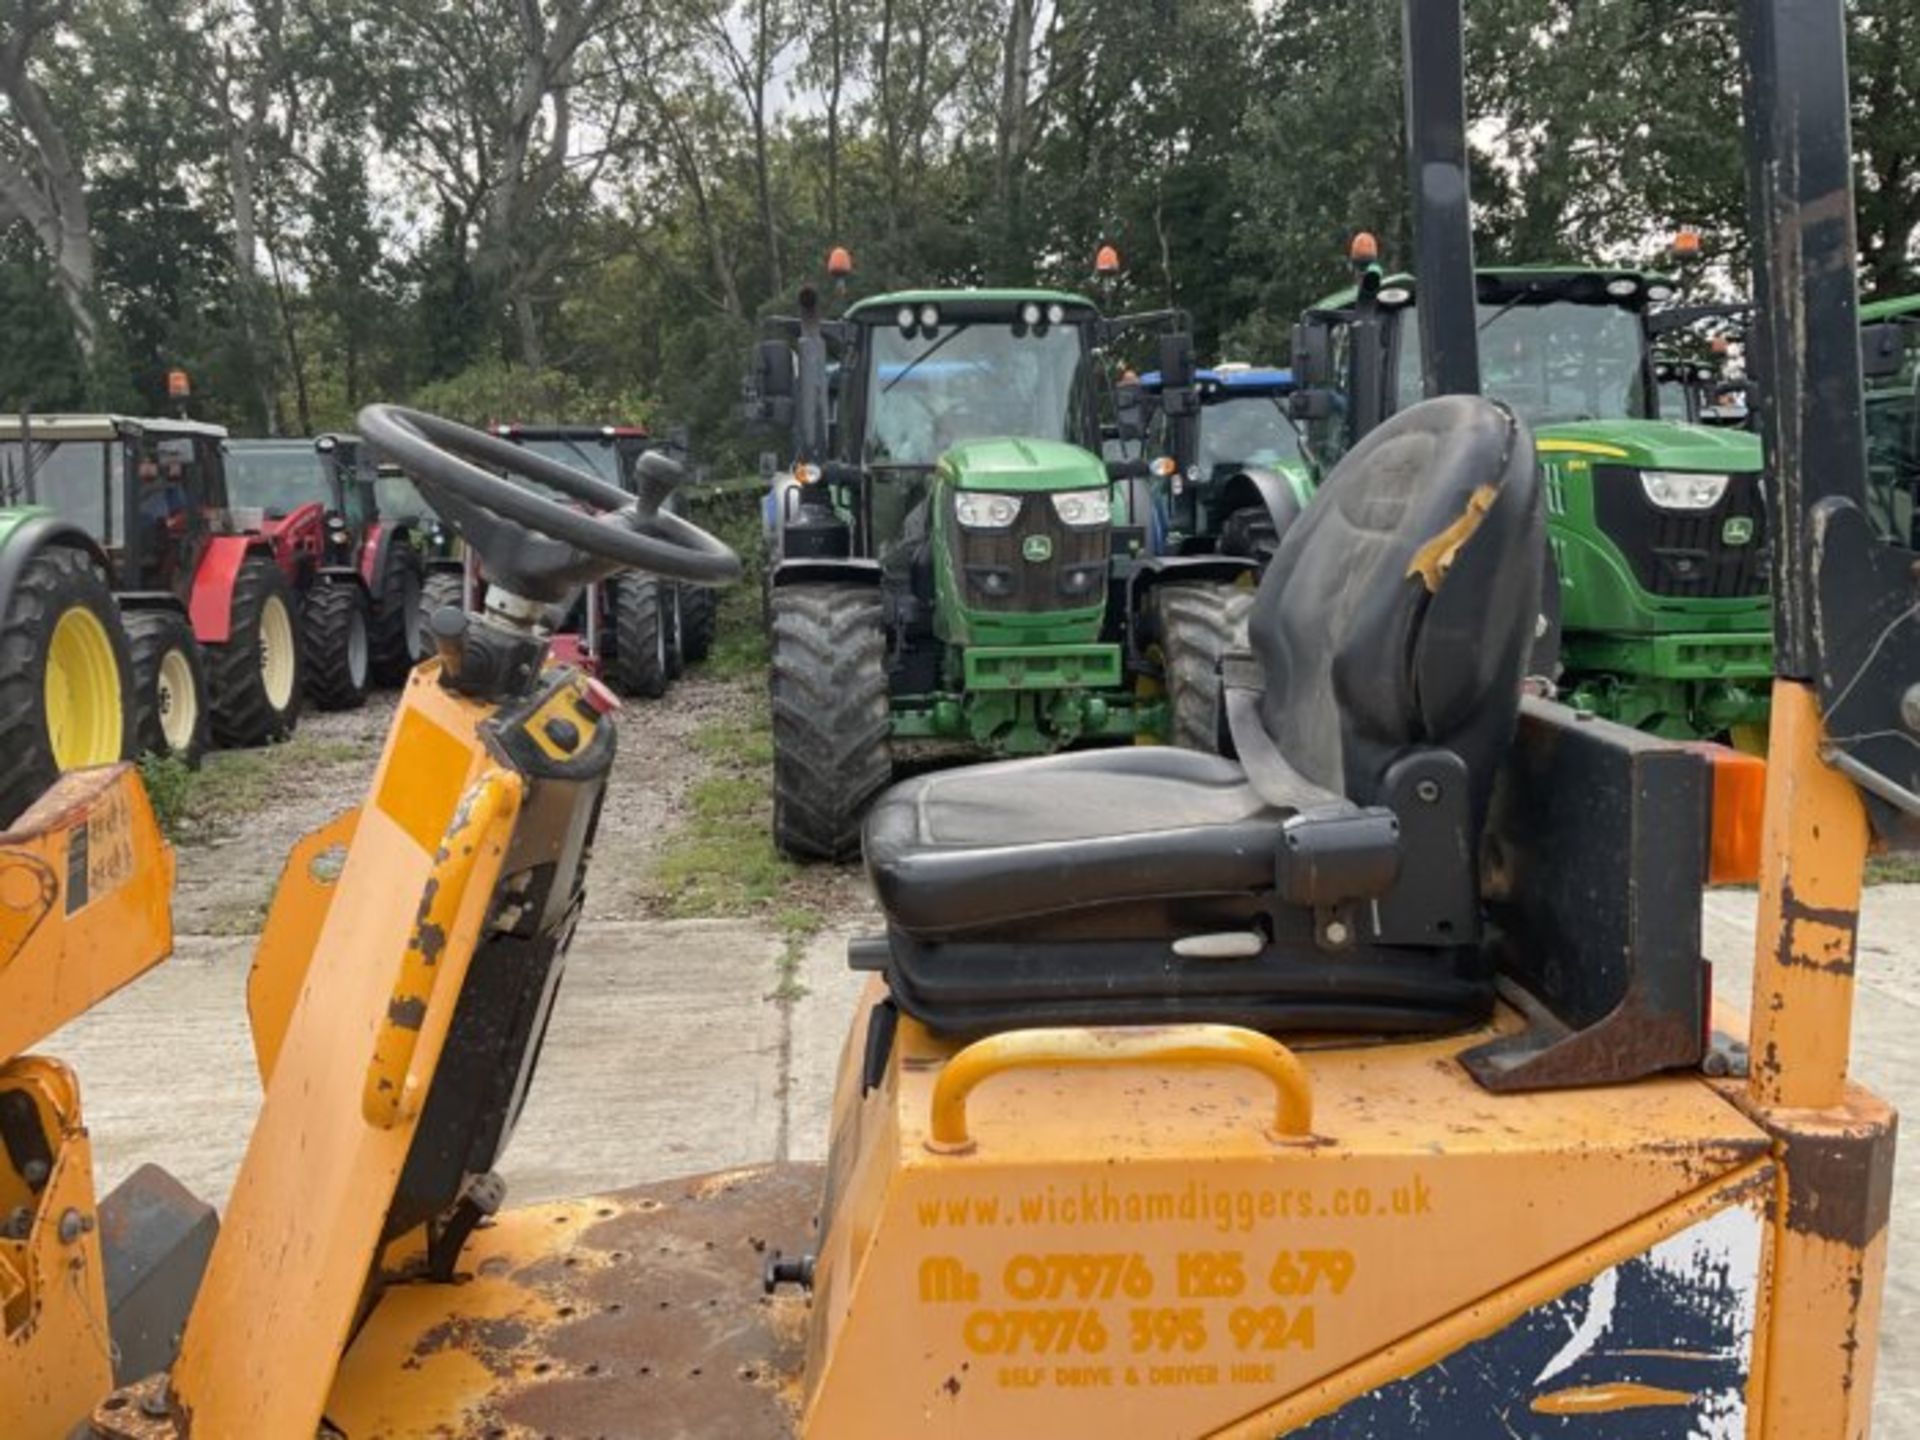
[746,340,796,429]
[1289,390,1332,421]
[1158,333,1198,419]
[1862,322,1906,381]
[1292,319,1332,389]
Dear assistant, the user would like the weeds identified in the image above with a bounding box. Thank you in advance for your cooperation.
[139,735,368,842]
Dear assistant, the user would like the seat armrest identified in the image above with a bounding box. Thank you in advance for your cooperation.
[1277,806,1402,906]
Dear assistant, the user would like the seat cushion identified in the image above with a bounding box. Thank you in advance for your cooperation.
[865,747,1277,936]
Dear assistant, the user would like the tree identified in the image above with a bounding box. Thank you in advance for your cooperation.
[0,0,95,356]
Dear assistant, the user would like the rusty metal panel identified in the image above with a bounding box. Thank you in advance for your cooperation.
[323,1166,819,1439]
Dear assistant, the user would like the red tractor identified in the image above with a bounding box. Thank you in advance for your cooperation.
[0,415,304,761]
[224,436,431,702]
[486,423,713,696]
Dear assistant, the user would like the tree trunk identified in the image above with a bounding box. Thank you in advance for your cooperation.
[0,14,97,358]
[994,0,1037,269]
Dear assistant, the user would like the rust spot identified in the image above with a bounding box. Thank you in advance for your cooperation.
[415,921,448,964]
[1772,881,1860,975]
[1778,1112,1898,1244]
[942,1372,963,1397]
[387,995,428,1031]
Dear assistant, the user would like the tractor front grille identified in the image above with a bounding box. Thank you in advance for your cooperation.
[1592,465,1770,599]
[948,495,1108,613]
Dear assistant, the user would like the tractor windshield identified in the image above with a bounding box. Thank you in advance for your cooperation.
[861,322,1088,465]
[1197,395,1303,475]
[225,442,325,518]
[518,436,623,487]
[1396,298,1652,427]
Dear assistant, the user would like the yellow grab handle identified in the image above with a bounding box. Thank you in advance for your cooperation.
[362,770,521,1128]
[926,1024,1314,1154]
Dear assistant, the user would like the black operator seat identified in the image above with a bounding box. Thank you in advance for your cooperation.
[862,396,1543,1037]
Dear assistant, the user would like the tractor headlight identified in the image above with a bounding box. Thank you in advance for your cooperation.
[955,491,1023,528]
[1020,301,1043,326]
[1046,303,1066,325]
[1050,489,1112,526]
[1641,470,1730,511]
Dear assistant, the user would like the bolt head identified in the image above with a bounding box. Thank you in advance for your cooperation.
[1323,920,1351,947]
[1414,778,1441,803]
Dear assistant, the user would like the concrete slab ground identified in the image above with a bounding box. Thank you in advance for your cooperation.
[49,889,1920,1429]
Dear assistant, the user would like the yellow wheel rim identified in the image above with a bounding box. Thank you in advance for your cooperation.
[45,606,123,770]
[259,595,297,709]
[1730,722,1770,758]
[156,647,199,753]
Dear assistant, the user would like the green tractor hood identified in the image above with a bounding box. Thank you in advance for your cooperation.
[938,436,1109,492]
[1534,418,1764,472]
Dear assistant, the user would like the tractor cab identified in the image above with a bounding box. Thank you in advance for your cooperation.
[1295,266,1773,742]
[1861,293,1920,548]
[0,415,230,595]
[1136,363,1313,559]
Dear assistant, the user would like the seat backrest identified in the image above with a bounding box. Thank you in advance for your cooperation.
[1248,395,1542,826]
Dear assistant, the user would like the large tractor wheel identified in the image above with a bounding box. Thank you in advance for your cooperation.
[770,583,890,861]
[1148,581,1254,753]
[124,608,210,767]
[368,546,427,684]
[0,543,134,825]
[303,580,372,711]
[417,567,467,643]
[665,583,686,682]
[209,557,304,747]
[678,582,718,664]
[606,573,671,699]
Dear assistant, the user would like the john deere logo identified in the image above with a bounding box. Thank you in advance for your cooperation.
[1022,534,1053,563]
[1722,516,1755,546]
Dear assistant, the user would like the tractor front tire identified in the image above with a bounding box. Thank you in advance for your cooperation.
[771,583,890,861]
[304,581,372,711]
[124,608,210,767]
[1219,506,1281,565]
[209,557,304,747]
[369,546,426,684]
[0,543,135,825]
[678,582,718,664]
[1149,581,1253,753]
[606,574,671,699]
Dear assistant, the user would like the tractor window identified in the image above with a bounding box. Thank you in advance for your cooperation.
[1864,323,1920,547]
[862,322,1087,465]
[225,443,324,518]
[375,470,434,524]
[1197,396,1304,476]
[0,439,117,540]
[518,437,622,487]
[1396,299,1651,426]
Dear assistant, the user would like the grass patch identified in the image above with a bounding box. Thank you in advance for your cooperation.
[646,702,794,917]
[1868,853,1920,885]
[140,735,369,842]
[683,489,770,681]
[644,694,829,1002]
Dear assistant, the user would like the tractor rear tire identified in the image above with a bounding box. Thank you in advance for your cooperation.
[209,557,304,747]
[418,568,467,645]
[771,583,890,862]
[124,608,210,768]
[369,546,426,684]
[606,574,671,699]
[303,581,372,711]
[0,543,135,826]
[678,582,717,664]
[1149,581,1253,753]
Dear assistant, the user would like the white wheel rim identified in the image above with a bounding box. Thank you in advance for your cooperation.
[157,648,198,752]
[259,594,297,708]
[348,606,369,687]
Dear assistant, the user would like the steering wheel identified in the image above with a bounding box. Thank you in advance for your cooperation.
[357,405,740,604]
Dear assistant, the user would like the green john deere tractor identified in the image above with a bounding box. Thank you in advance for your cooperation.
[1861,294,1919,549]
[1292,263,1771,742]
[749,284,1256,858]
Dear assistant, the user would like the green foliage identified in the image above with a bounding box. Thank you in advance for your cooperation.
[405,359,655,429]
[137,752,198,840]
[138,736,366,842]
